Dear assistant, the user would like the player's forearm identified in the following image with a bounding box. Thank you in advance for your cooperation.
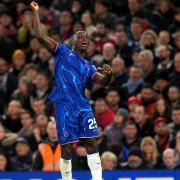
[93,72,112,86]
[33,9,44,38]
[32,10,57,53]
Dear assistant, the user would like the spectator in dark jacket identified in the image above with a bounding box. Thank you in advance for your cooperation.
[104,108,128,147]
[11,137,32,171]
[169,53,180,88]
[121,65,144,102]
[124,147,147,169]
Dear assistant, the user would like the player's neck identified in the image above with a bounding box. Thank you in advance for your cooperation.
[73,47,86,57]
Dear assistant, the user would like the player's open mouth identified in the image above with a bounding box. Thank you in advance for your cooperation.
[81,43,88,47]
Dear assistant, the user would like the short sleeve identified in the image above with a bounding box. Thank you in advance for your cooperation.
[88,62,97,79]
[53,44,68,64]
[53,43,63,58]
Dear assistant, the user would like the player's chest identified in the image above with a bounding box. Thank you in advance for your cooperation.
[61,54,88,78]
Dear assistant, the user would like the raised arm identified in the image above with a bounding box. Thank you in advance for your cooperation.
[93,64,112,86]
[30,1,57,53]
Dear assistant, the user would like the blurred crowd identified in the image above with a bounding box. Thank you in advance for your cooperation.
[0,0,180,172]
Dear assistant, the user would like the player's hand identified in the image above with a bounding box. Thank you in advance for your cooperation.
[30,1,39,11]
[97,64,112,75]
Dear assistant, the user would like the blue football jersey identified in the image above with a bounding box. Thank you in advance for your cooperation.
[48,44,97,108]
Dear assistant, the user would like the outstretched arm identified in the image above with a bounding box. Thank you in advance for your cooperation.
[93,64,112,86]
[30,1,57,53]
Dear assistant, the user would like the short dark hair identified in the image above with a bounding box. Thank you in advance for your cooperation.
[95,19,108,28]
[20,109,33,119]
[142,83,154,90]
[106,88,119,94]
[123,120,137,129]
[33,97,45,103]
[172,105,180,111]
[95,0,111,10]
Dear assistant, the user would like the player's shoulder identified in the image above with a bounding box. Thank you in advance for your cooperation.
[57,43,70,51]
[55,43,71,55]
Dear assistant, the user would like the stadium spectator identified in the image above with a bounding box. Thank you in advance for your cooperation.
[92,20,114,53]
[18,110,34,137]
[51,0,71,12]
[0,152,11,171]
[10,49,26,80]
[138,49,156,85]
[175,131,180,164]
[81,11,96,36]
[125,147,146,169]
[0,12,16,38]
[94,98,114,128]
[0,58,17,114]
[153,70,169,97]
[140,29,159,53]
[169,7,180,34]
[3,100,22,133]
[128,96,141,118]
[140,136,161,168]
[154,117,173,154]
[129,18,144,49]
[26,37,42,63]
[139,84,156,117]
[0,24,16,63]
[32,71,51,98]
[121,121,141,150]
[168,86,180,108]
[151,0,174,31]
[105,89,125,113]
[101,42,116,66]
[32,98,47,116]
[133,105,154,137]
[37,47,52,72]
[55,10,73,41]
[156,45,173,73]
[104,108,128,148]
[94,0,117,29]
[33,120,61,171]
[115,31,133,67]
[121,65,144,101]
[27,114,49,151]
[11,137,32,171]
[153,98,171,122]
[168,106,180,136]
[110,56,129,91]
[162,148,179,169]
[101,151,118,170]
[159,31,171,48]
[126,0,149,25]
[12,76,33,110]
[169,52,180,88]
[172,31,180,55]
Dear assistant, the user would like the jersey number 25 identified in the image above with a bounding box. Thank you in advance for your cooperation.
[88,118,98,130]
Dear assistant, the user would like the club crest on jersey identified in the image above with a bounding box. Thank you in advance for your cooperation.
[63,131,69,137]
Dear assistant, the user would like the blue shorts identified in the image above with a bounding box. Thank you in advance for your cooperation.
[54,103,100,145]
